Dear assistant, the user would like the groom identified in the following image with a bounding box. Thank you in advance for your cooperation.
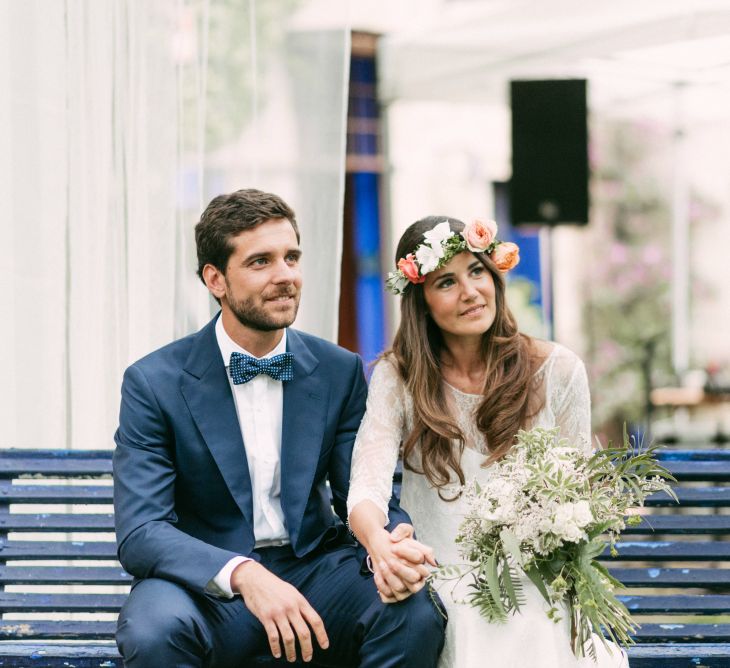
[113,188,445,667]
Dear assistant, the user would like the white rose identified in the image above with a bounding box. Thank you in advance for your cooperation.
[553,502,574,527]
[415,244,442,274]
[423,221,453,247]
[560,522,585,543]
[572,500,593,528]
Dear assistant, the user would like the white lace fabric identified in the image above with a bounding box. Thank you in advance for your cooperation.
[347,343,593,524]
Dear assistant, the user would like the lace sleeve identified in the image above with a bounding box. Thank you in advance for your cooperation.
[347,358,406,524]
[547,347,593,452]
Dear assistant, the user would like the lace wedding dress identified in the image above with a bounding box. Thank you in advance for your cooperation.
[348,344,628,668]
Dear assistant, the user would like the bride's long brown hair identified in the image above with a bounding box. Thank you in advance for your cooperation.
[389,216,541,495]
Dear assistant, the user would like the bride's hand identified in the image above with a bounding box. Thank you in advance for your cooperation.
[389,524,438,567]
[367,525,434,603]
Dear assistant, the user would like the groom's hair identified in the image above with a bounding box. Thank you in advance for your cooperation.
[195,188,299,282]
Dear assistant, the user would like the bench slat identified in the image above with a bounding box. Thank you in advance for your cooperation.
[0,458,112,479]
[0,566,130,585]
[0,450,112,460]
[0,482,113,504]
[0,592,126,612]
[0,514,114,532]
[0,539,117,560]
[620,594,730,614]
[646,487,730,507]
[627,643,730,668]
[621,515,730,534]
[661,461,730,481]
[658,450,730,461]
[0,620,117,640]
[610,567,730,588]
[0,643,119,668]
[603,540,730,561]
[632,624,730,643]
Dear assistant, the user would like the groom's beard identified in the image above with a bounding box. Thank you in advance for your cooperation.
[227,287,301,332]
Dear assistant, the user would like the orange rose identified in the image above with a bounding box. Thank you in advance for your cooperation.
[397,253,424,284]
[491,242,520,271]
[463,218,498,252]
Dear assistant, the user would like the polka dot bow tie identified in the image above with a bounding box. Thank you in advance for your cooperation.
[229,351,295,384]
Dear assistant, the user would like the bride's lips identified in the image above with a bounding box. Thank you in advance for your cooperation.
[459,304,486,317]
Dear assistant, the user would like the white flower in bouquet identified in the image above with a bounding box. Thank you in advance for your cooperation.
[431,427,676,660]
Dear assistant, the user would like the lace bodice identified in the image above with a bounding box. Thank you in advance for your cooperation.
[347,343,592,523]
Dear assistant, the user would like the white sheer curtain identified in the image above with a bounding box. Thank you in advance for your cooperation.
[0,0,349,450]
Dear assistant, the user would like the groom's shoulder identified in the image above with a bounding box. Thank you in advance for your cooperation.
[125,323,209,379]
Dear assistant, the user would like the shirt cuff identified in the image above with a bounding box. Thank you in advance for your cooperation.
[205,556,250,598]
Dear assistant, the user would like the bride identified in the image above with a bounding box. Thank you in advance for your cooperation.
[347,216,628,668]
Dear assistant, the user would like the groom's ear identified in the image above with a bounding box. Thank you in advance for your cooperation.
[202,263,227,301]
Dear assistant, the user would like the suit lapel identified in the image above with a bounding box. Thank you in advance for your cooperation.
[280,329,328,544]
[180,316,255,537]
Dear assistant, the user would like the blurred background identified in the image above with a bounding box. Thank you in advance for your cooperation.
[2,0,730,450]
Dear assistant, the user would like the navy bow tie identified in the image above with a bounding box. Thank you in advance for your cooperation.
[229,351,295,385]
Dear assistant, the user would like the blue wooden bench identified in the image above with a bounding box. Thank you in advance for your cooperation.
[0,447,728,667]
[599,446,730,667]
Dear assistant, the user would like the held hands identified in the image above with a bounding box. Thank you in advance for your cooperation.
[231,561,328,663]
[368,523,437,604]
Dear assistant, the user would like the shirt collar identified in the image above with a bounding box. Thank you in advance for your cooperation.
[215,314,288,368]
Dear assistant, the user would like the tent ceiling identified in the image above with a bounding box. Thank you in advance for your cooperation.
[377,0,730,123]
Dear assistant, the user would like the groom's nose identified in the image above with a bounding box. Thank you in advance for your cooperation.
[271,258,300,285]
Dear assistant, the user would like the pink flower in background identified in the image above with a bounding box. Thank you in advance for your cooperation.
[397,254,424,284]
[609,243,629,265]
[599,340,622,364]
[462,218,497,252]
[491,242,520,271]
[641,244,663,266]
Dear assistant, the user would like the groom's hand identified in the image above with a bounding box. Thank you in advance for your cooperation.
[231,561,329,663]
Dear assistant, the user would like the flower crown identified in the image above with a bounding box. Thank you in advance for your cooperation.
[386,219,520,295]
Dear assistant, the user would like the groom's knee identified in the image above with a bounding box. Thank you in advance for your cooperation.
[116,579,210,666]
[404,588,446,636]
[360,588,445,667]
[380,588,446,646]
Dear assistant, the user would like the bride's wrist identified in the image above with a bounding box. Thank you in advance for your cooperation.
[362,527,391,557]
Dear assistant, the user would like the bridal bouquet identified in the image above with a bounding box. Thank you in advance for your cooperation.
[435,427,675,659]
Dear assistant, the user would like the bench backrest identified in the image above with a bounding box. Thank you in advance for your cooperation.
[0,449,123,663]
[599,446,730,664]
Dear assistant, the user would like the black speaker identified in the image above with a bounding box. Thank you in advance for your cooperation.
[510,79,588,225]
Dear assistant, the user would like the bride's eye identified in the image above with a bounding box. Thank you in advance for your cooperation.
[437,277,455,289]
[471,266,485,277]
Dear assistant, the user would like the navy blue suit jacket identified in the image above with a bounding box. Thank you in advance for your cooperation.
[113,314,409,594]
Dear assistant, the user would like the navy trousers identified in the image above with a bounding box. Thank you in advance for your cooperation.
[116,541,446,667]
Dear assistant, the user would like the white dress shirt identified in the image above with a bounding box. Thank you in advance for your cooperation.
[207,317,290,597]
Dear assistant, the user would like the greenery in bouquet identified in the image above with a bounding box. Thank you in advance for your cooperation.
[431,427,676,660]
